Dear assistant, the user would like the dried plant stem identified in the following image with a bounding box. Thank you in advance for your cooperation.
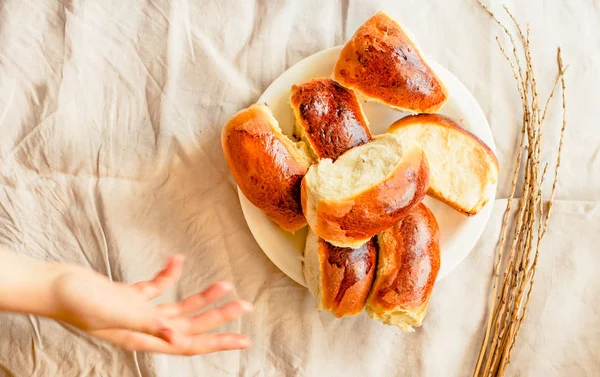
[472,106,526,377]
[506,51,568,366]
[478,1,526,85]
[474,3,568,377]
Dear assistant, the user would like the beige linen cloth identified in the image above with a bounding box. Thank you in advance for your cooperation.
[0,0,598,376]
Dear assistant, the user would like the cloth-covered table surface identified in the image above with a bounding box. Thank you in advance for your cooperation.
[0,0,598,376]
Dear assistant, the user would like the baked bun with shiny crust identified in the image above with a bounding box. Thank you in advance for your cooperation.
[333,11,448,113]
[301,134,429,248]
[291,78,371,160]
[388,114,499,215]
[303,229,377,317]
[222,104,312,232]
[366,202,440,331]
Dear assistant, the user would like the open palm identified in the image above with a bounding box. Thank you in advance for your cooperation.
[51,254,253,355]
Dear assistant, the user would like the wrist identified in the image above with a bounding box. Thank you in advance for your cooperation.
[0,248,76,319]
[41,263,78,319]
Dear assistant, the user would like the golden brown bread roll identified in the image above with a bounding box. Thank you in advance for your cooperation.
[333,11,448,113]
[291,78,371,160]
[388,114,499,215]
[303,229,377,317]
[221,104,312,231]
[301,134,429,248]
[366,202,440,332]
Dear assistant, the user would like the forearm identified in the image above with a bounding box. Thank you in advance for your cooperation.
[0,246,71,318]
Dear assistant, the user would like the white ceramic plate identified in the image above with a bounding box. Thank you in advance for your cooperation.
[238,46,497,287]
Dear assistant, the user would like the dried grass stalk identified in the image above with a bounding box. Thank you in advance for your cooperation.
[473,2,569,376]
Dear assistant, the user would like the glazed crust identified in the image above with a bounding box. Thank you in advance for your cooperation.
[333,11,448,113]
[367,202,440,315]
[318,237,377,317]
[388,113,499,216]
[301,145,430,248]
[221,104,311,231]
[291,78,371,160]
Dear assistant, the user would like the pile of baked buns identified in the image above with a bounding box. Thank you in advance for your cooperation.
[222,11,499,331]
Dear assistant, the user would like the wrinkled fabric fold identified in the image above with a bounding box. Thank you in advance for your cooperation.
[0,0,599,376]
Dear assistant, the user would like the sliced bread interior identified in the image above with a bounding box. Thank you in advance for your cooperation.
[388,114,498,215]
[305,134,405,201]
[302,134,429,248]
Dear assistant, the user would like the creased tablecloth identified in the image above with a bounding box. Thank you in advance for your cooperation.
[0,0,598,376]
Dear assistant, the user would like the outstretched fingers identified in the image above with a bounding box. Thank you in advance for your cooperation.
[188,300,253,334]
[164,299,253,336]
[168,333,252,355]
[157,281,234,317]
[91,329,251,355]
[132,254,185,300]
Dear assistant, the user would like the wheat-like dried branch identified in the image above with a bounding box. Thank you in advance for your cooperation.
[473,3,568,377]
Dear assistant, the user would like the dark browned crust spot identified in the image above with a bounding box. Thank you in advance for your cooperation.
[291,78,371,160]
[318,237,377,317]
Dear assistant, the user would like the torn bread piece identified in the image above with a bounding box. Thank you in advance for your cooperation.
[366,202,440,332]
[301,134,429,248]
[291,78,371,160]
[222,104,312,231]
[388,113,499,215]
[333,11,448,113]
[303,228,377,318]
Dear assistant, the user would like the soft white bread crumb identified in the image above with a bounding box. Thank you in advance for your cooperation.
[366,302,428,332]
[304,134,404,201]
[302,133,428,248]
[389,118,498,214]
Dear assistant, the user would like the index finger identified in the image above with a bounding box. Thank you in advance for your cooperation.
[132,254,184,300]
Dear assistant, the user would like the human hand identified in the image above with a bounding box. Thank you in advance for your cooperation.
[49,254,253,355]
